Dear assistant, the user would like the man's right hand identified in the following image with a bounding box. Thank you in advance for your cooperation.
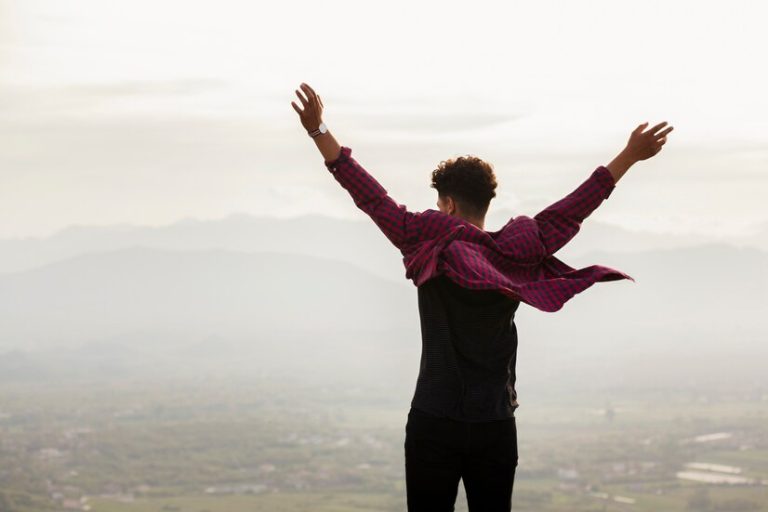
[605,121,674,183]
[624,121,674,161]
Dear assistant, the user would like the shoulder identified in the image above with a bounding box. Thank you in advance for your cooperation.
[414,208,465,236]
[494,215,546,263]
[500,215,537,234]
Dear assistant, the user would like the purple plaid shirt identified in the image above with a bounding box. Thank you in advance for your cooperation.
[325,146,634,312]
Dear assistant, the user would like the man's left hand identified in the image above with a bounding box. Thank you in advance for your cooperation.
[291,82,324,133]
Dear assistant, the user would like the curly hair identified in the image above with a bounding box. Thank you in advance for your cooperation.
[430,155,497,218]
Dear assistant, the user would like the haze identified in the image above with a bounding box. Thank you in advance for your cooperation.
[0,0,765,239]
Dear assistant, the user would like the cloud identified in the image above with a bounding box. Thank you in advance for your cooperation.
[351,111,521,133]
[56,78,229,98]
[0,79,229,118]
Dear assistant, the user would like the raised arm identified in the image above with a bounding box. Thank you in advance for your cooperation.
[291,82,423,253]
[533,121,674,255]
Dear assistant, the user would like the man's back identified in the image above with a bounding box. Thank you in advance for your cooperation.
[410,274,521,422]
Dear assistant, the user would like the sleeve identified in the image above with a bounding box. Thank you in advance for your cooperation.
[325,146,424,253]
[532,165,616,256]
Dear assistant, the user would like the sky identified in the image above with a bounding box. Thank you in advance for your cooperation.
[0,0,766,239]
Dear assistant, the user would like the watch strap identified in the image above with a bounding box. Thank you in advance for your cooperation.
[308,122,326,138]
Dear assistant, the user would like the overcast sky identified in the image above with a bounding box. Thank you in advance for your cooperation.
[0,0,765,239]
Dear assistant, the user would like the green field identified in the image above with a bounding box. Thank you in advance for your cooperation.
[2,378,767,512]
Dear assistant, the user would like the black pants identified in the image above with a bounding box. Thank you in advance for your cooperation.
[404,407,518,511]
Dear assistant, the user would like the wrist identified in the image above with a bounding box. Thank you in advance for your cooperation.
[307,121,327,137]
[617,147,640,165]
[605,149,636,183]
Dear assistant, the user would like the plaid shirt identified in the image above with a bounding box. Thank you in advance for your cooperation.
[325,146,634,312]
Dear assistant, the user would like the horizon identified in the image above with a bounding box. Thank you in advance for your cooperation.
[0,207,765,245]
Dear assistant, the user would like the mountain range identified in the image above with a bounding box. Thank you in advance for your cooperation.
[0,213,765,394]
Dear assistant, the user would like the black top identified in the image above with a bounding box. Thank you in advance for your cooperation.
[409,274,521,422]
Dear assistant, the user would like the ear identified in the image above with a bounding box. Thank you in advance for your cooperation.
[447,196,457,215]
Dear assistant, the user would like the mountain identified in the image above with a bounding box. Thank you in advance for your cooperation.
[514,243,768,392]
[0,247,417,350]
[0,212,731,279]
[0,214,406,282]
[0,239,766,391]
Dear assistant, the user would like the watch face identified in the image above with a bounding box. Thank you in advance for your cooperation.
[319,123,328,133]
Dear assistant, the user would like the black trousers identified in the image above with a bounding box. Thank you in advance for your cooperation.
[404,407,518,511]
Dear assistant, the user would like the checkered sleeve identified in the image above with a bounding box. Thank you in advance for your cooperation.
[325,146,424,253]
[532,165,617,255]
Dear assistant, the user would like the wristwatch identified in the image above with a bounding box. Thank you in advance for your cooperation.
[308,122,328,138]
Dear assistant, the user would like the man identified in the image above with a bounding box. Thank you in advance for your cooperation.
[291,82,673,511]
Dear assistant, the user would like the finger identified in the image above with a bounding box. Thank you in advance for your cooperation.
[633,122,649,134]
[295,89,309,107]
[658,137,667,145]
[295,89,309,106]
[291,101,303,115]
[656,126,674,139]
[300,83,315,103]
[307,90,319,109]
[302,84,320,110]
[318,94,324,108]
[647,121,668,136]
[302,82,317,100]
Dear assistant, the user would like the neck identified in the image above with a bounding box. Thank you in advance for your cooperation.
[459,216,484,230]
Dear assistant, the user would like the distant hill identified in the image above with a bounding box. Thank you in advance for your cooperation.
[0,217,765,391]
[515,243,768,392]
[0,247,416,350]
[0,211,729,279]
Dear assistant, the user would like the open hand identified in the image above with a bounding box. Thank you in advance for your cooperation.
[291,82,324,133]
[624,121,674,161]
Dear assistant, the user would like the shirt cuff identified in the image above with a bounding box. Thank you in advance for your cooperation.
[594,165,617,199]
[325,146,352,172]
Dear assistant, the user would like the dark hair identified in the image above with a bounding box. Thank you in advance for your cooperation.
[430,155,497,218]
